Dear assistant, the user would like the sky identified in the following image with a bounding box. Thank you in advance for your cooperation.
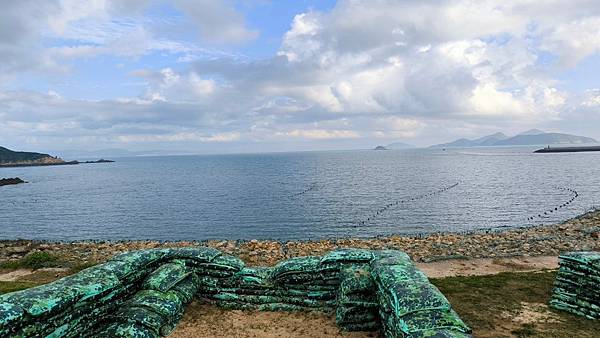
[1,0,600,155]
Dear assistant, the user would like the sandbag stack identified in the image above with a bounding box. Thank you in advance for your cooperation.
[197,249,374,312]
[198,266,337,311]
[0,247,230,338]
[0,247,473,338]
[94,260,201,337]
[336,264,379,331]
[550,251,600,319]
[371,250,472,338]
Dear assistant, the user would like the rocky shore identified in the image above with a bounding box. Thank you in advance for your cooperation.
[0,177,25,186]
[1,210,599,267]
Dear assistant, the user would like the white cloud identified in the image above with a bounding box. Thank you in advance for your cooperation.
[277,129,360,140]
[2,0,600,151]
[173,0,258,43]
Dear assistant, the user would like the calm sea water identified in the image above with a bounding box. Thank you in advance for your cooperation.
[0,147,598,241]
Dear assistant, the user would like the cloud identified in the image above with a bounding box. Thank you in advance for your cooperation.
[1,0,600,151]
[173,0,259,43]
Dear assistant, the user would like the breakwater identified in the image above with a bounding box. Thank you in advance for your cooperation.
[0,248,471,337]
[534,146,600,153]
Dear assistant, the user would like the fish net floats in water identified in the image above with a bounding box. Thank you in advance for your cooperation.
[0,247,472,338]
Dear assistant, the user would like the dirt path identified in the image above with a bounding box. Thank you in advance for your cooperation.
[417,255,558,278]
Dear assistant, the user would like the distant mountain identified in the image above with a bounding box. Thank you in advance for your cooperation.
[386,142,415,149]
[495,133,597,146]
[0,146,64,165]
[518,129,546,136]
[431,132,508,148]
[431,131,597,148]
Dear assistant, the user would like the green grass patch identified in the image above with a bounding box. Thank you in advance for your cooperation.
[0,251,59,270]
[0,281,40,294]
[68,261,98,274]
[431,271,600,337]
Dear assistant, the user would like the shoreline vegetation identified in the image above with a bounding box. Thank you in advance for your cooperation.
[1,210,598,267]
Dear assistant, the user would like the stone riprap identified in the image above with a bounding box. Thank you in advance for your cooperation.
[550,251,600,319]
[2,211,599,268]
[0,248,470,338]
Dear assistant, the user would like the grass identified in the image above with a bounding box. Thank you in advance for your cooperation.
[0,281,40,294]
[432,271,600,337]
[0,251,59,270]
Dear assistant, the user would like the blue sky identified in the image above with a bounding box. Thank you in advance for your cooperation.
[1,0,599,155]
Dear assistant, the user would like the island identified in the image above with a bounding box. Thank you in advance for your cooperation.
[374,145,387,150]
[0,177,25,186]
[431,129,598,148]
[83,159,115,164]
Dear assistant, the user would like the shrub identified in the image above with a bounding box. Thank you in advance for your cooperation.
[20,251,58,270]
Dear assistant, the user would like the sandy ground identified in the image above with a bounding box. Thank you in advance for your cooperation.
[169,304,377,338]
[416,255,558,278]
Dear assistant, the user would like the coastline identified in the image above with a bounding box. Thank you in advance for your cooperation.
[0,161,78,168]
[0,159,113,168]
[1,209,598,267]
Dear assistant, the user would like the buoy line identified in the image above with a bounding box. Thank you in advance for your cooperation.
[355,182,460,227]
[526,186,579,222]
[290,182,319,198]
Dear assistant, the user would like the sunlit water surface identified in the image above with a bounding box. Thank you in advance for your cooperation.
[1,147,598,241]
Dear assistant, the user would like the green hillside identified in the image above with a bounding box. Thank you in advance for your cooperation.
[0,146,54,164]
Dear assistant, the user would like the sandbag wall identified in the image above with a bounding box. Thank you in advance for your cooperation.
[0,247,236,338]
[550,251,600,319]
[0,247,471,338]
[372,250,471,338]
[196,249,374,312]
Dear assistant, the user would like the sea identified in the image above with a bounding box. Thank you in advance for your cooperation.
[0,146,598,241]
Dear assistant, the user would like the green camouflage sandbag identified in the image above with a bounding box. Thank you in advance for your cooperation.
[142,261,191,293]
[400,309,470,334]
[271,256,322,280]
[320,249,374,266]
[0,269,121,322]
[206,292,336,308]
[167,247,222,263]
[209,300,334,313]
[0,302,23,334]
[338,321,379,332]
[559,252,600,270]
[373,250,412,266]
[336,305,378,324]
[94,321,160,338]
[185,254,244,274]
[111,306,169,334]
[127,290,184,319]
[171,273,201,304]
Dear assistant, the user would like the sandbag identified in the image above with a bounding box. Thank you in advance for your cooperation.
[142,261,191,293]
